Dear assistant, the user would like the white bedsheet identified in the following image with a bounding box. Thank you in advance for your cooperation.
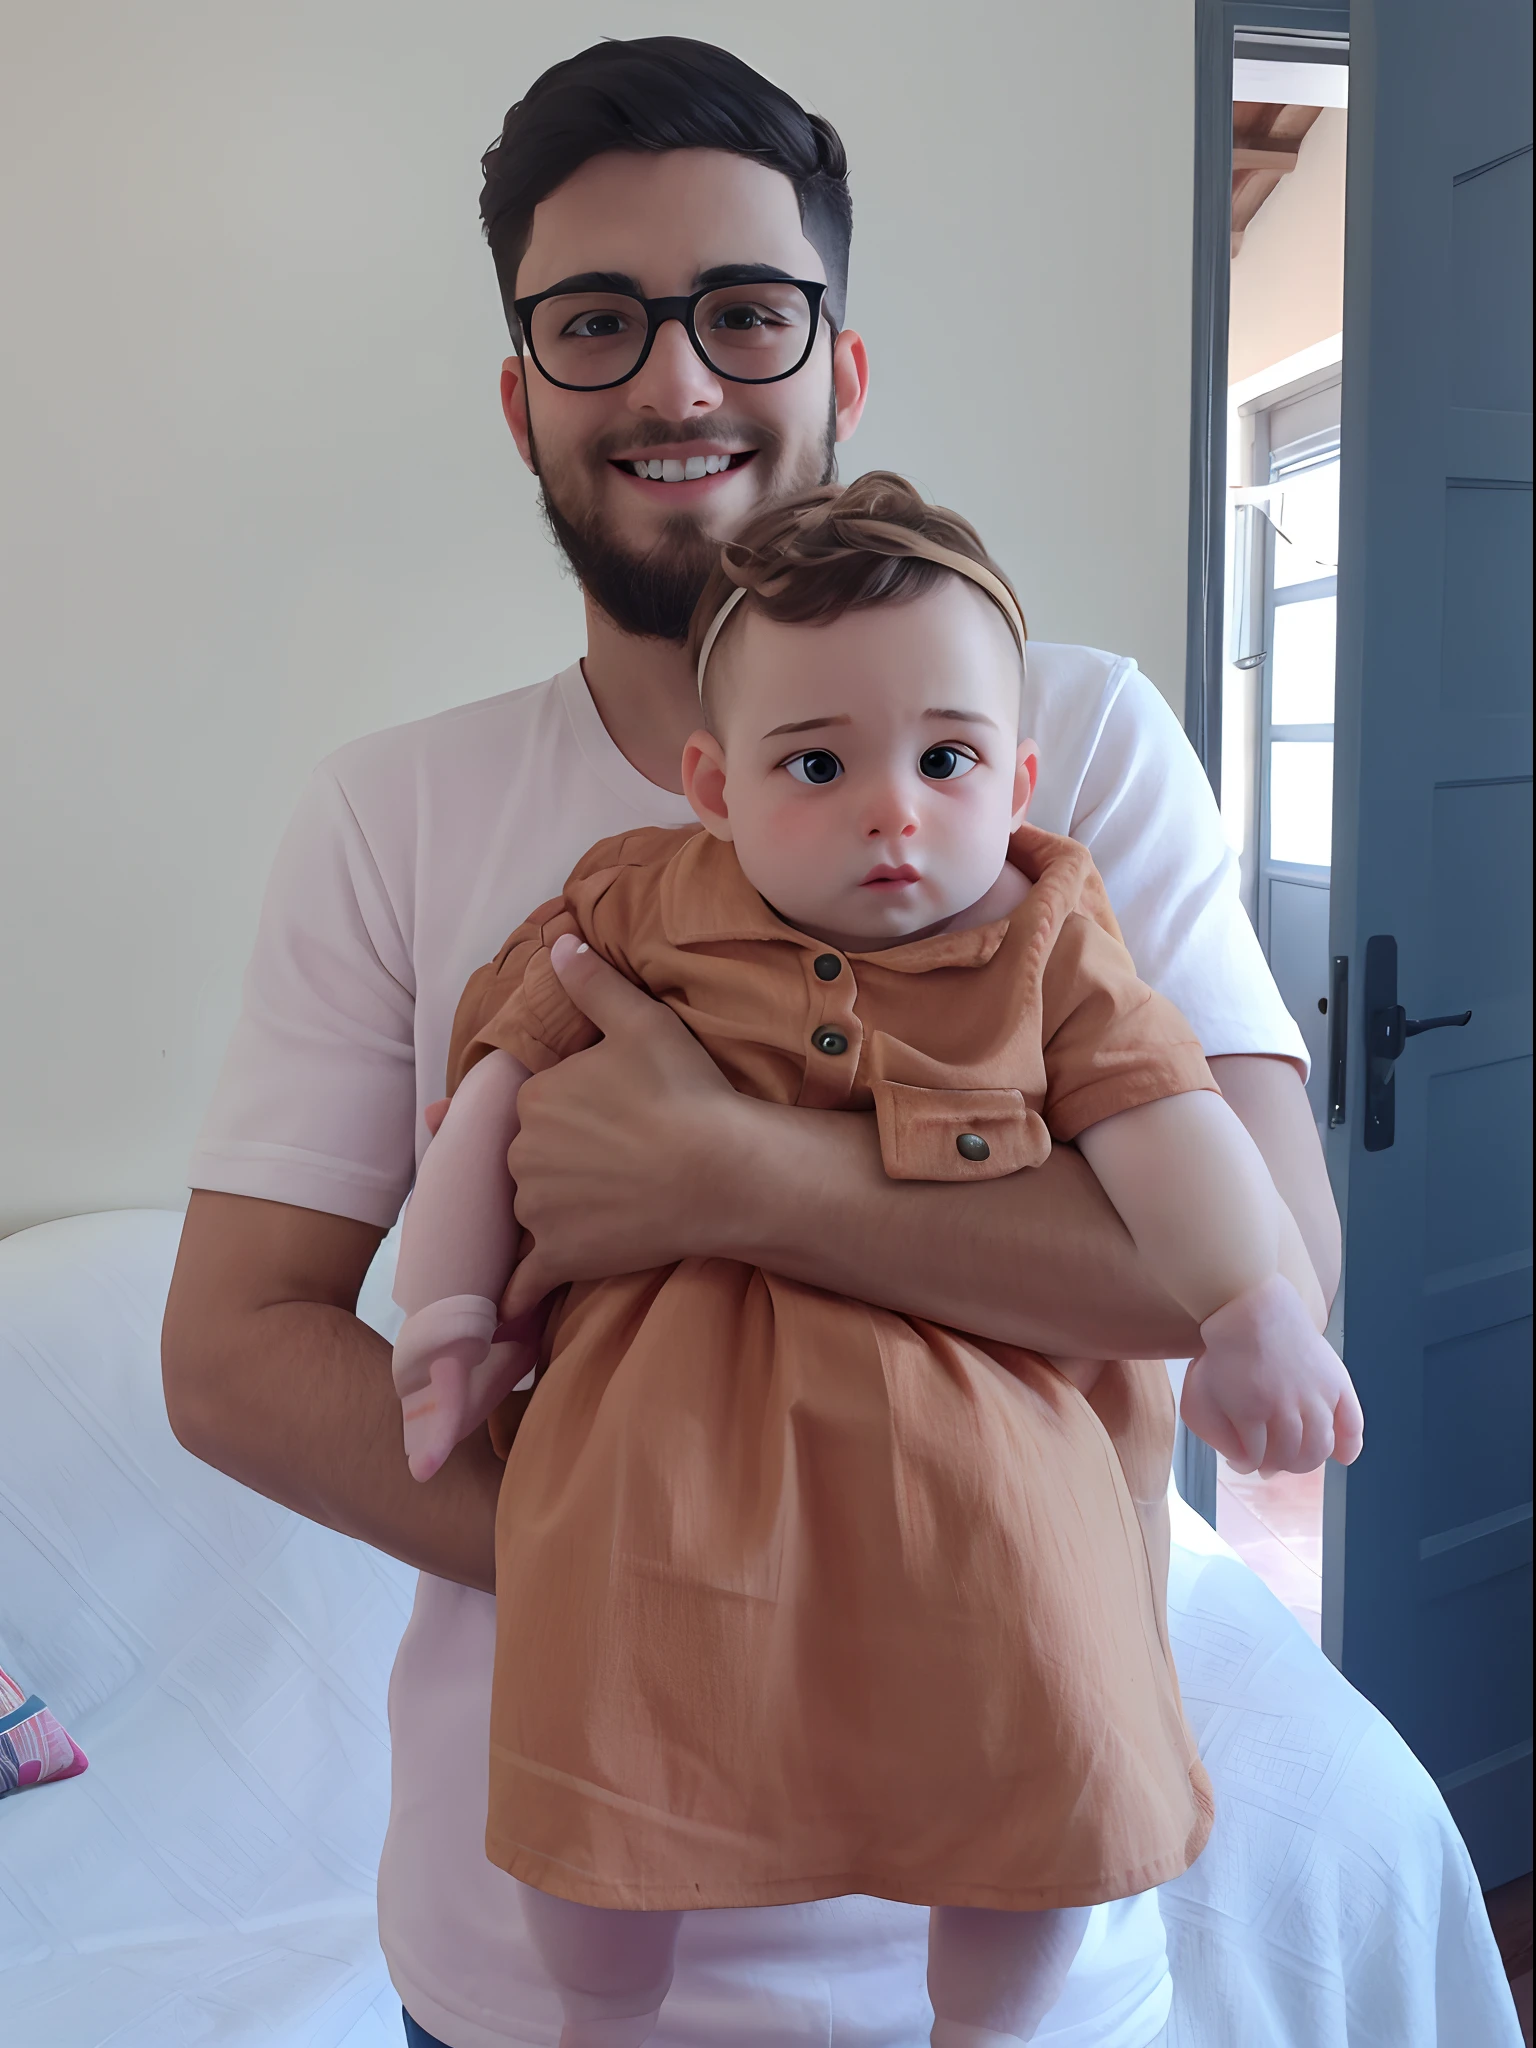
[0,1211,1518,2048]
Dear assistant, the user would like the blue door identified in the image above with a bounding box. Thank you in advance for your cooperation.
[1327,0,1532,1884]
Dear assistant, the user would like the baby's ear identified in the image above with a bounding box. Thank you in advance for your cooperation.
[1011,738,1040,827]
[682,730,735,840]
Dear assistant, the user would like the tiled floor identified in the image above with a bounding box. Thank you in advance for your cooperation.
[1215,1458,1325,1644]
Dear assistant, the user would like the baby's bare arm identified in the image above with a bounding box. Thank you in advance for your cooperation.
[393,1049,529,1316]
[1076,1090,1323,1329]
[392,1050,534,1483]
[1078,1090,1359,1473]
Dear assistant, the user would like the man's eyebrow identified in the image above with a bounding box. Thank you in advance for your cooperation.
[528,266,805,301]
[696,263,802,289]
[764,714,853,739]
[925,708,1001,729]
[532,271,643,298]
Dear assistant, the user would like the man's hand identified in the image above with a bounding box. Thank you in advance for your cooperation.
[440,933,1203,1361]
[497,935,749,1320]
[419,952,1340,1374]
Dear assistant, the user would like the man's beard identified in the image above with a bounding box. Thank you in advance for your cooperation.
[530,392,839,644]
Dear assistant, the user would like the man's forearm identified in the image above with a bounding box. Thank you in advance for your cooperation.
[711,1098,1201,1360]
[163,1193,508,1593]
[197,1303,509,1591]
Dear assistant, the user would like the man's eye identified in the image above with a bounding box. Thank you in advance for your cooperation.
[785,751,844,786]
[562,310,631,339]
[711,302,782,332]
[919,745,978,780]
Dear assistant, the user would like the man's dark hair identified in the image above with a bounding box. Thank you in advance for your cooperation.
[479,37,853,337]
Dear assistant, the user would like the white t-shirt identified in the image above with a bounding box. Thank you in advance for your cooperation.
[190,646,1306,2048]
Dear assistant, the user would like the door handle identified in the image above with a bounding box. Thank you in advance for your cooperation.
[1362,934,1473,1152]
[1368,1006,1474,1060]
[1403,1010,1474,1038]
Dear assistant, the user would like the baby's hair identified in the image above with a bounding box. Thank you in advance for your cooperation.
[687,471,1027,723]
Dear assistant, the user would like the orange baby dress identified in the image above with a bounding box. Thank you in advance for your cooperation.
[447,821,1217,1914]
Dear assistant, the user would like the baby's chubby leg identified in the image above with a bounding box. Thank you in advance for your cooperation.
[928,1903,1093,2047]
[392,1048,532,1480]
[517,1882,683,2048]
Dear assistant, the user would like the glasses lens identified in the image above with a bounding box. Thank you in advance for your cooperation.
[527,293,648,388]
[694,283,815,381]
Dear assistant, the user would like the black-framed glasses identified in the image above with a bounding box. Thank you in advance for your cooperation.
[512,278,830,392]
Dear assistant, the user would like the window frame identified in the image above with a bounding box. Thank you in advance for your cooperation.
[1250,382,1341,953]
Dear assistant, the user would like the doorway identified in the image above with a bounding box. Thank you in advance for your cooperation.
[1189,0,1533,1950]
[1183,13,1349,1650]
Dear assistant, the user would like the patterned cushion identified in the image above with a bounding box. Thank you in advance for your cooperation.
[0,1662,87,1796]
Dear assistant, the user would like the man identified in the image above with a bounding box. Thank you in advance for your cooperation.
[163,37,1337,2048]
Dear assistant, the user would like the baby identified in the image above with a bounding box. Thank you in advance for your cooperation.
[391,473,1362,2048]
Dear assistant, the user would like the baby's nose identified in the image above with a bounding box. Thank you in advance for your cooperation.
[865,801,920,838]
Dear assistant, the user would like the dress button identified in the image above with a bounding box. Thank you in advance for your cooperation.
[812,1028,850,1056]
[956,1133,991,1161]
[813,953,842,981]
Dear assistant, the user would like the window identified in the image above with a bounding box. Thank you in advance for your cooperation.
[1228,370,1341,1130]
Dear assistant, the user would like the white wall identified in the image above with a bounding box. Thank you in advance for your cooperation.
[1229,108,1347,385]
[1,0,1195,1236]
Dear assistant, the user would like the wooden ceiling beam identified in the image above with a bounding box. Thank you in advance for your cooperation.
[1230,102,1323,257]
[1234,144,1301,172]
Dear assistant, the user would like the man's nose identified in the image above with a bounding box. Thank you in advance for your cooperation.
[626,318,723,417]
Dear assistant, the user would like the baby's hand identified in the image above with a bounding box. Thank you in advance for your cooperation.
[1181,1272,1364,1477]
[392,1295,513,1483]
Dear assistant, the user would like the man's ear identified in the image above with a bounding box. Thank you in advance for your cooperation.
[682,730,735,840]
[1011,738,1040,828]
[831,329,870,445]
[501,357,538,475]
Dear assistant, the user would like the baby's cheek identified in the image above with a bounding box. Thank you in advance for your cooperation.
[932,802,1017,898]
[739,802,842,909]
[764,791,834,856]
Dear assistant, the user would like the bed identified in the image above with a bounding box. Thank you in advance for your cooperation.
[0,1210,1518,2046]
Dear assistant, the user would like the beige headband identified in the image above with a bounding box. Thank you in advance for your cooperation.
[695,527,1028,699]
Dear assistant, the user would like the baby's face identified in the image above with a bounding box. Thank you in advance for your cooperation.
[683,577,1036,951]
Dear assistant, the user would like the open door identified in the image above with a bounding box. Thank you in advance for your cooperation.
[1326,0,1532,1886]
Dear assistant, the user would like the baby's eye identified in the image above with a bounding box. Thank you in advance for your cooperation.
[784,750,844,786]
[919,745,978,780]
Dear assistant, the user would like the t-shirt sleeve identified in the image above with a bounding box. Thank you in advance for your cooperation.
[1040,911,1219,1143]
[1071,664,1309,1073]
[187,764,420,1229]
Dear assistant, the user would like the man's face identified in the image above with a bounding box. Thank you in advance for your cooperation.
[503,149,867,641]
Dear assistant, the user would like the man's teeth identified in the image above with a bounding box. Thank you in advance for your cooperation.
[630,454,735,480]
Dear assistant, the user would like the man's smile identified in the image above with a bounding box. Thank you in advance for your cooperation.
[610,444,759,488]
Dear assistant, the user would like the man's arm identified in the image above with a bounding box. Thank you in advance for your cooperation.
[1208,1053,1340,1309]
[165,1005,1335,1600]
[496,942,1338,1358]
[162,1191,511,1593]
[721,1054,1336,1352]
